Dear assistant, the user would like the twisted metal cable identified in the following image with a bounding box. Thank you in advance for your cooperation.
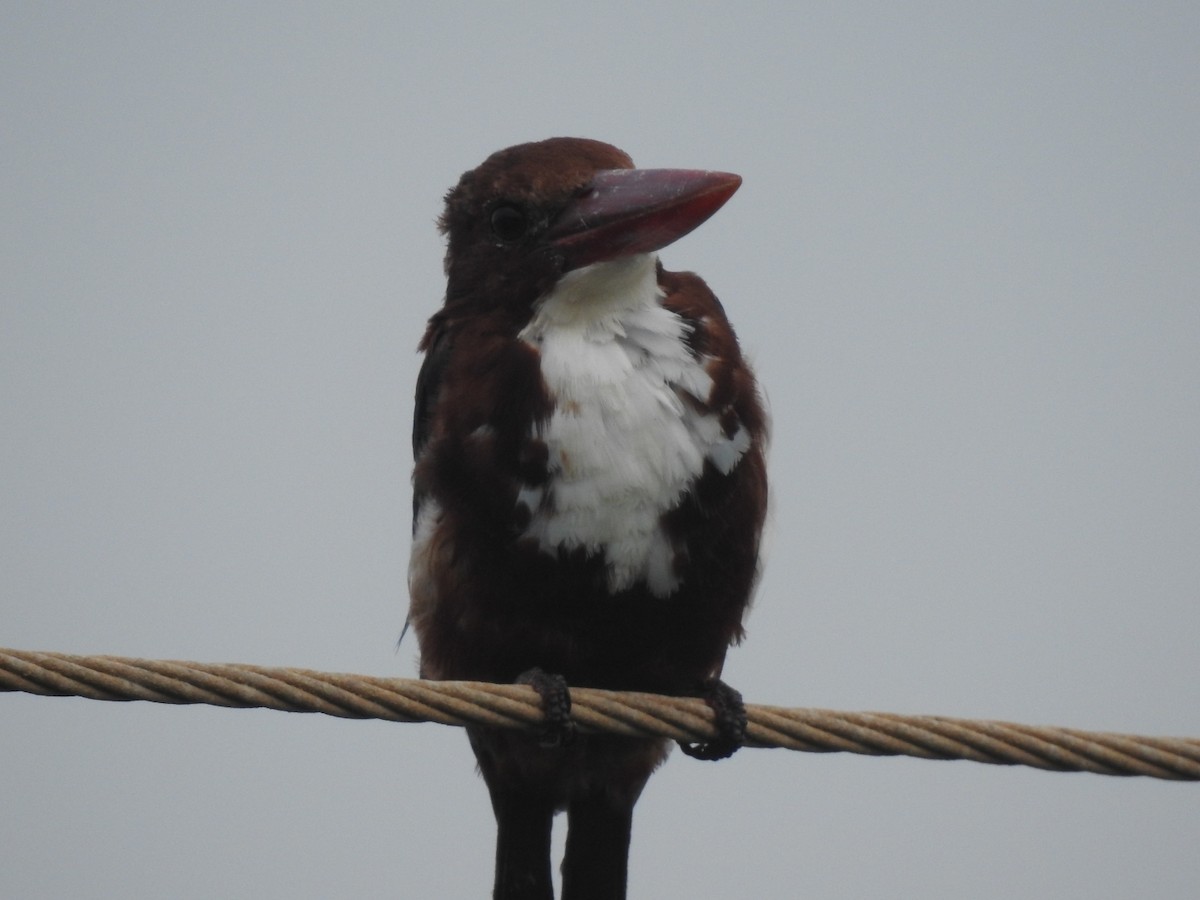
[3,647,1198,781]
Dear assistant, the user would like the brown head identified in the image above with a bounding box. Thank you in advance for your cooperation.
[437,137,741,320]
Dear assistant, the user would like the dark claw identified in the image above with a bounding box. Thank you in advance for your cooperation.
[517,667,576,748]
[678,677,747,761]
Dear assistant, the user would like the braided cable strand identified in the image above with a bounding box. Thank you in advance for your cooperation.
[3,647,1198,780]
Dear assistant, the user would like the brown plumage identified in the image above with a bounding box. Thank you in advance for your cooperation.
[409,138,767,900]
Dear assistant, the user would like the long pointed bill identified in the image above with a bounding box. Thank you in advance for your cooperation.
[548,168,741,271]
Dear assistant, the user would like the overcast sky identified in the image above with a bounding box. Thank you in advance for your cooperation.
[3,3,1198,898]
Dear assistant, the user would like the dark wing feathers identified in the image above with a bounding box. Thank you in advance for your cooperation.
[412,323,452,529]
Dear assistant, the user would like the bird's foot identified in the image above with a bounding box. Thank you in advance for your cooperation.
[517,667,576,748]
[678,677,747,761]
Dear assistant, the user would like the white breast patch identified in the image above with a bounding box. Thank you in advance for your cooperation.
[516,254,749,598]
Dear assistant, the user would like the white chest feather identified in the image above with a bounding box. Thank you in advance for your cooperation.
[516,254,749,597]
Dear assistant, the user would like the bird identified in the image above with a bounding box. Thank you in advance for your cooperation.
[408,137,768,900]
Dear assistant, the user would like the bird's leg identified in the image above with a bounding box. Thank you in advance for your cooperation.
[677,677,747,761]
[480,771,557,900]
[517,667,576,748]
[474,668,576,898]
[561,790,636,900]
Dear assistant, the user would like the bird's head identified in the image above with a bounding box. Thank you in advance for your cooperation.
[438,137,740,317]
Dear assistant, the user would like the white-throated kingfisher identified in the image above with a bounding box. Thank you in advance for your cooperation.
[409,137,768,900]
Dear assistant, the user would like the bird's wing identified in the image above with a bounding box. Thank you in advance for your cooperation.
[411,322,452,529]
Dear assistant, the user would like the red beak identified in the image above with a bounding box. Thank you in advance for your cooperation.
[548,168,741,271]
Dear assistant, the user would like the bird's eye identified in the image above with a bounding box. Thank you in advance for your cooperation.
[489,205,527,242]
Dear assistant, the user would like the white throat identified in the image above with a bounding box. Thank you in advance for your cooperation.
[516,254,747,597]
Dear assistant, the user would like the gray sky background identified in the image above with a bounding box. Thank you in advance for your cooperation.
[3,3,1198,898]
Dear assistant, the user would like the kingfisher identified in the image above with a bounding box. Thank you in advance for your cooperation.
[408,138,768,900]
